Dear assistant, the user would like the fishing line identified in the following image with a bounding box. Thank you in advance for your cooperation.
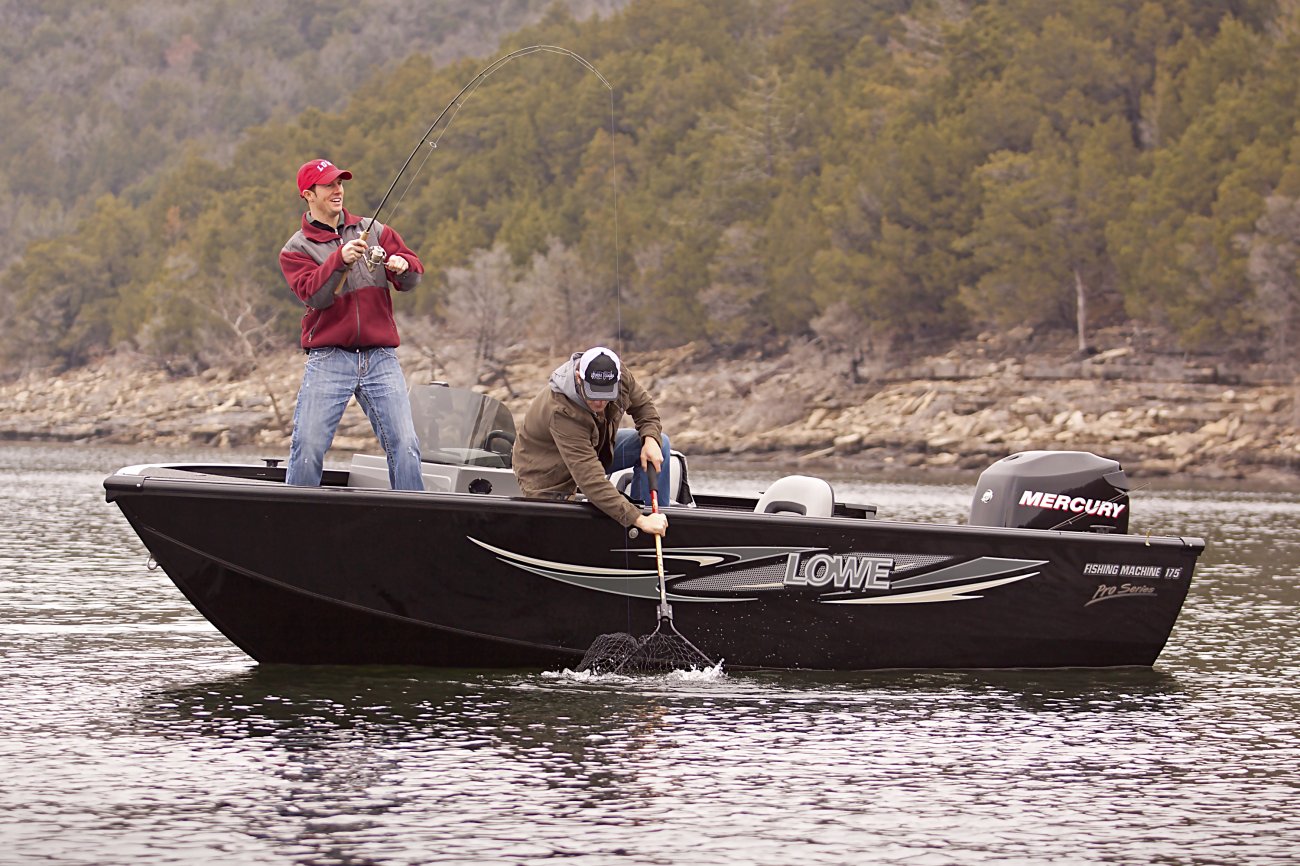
[375,45,610,227]
[365,44,623,344]
[361,44,631,628]
[608,83,623,354]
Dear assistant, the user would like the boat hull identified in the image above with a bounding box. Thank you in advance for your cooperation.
[105,469,1202,671]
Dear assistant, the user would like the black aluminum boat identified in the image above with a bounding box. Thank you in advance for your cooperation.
[104,384,1204,671]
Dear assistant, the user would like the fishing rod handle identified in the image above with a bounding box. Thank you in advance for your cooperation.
[646,461,660,512]
[334,229,374,295]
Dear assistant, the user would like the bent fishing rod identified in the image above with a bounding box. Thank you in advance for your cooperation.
[352,44,613,271]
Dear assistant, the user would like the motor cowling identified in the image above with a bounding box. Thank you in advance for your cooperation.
[969,451,1130,533]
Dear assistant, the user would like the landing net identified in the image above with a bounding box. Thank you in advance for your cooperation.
[575,619,716,675]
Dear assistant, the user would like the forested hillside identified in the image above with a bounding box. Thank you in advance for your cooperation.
[2,0,1295,377]
[0,0,623,246]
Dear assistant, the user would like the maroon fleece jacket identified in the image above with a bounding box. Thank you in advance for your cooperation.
[279,208,423,349]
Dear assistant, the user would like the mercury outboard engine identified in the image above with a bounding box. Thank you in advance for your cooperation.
[969,451,1130,533]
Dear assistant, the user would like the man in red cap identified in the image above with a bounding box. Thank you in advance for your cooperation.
[279,158,426,490]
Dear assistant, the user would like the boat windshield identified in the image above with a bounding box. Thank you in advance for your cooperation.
[408,384,517,468]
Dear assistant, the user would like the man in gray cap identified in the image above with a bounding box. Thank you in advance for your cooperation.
[512,347,671,536]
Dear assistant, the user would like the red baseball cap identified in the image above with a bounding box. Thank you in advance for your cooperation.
[296,159,352,196]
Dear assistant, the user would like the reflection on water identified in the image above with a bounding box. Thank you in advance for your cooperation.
[2,443,1300,864]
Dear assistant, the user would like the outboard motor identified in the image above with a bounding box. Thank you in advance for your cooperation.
[969,451,1129,534]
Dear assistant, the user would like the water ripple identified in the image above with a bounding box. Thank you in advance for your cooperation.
[2,445,1299,864]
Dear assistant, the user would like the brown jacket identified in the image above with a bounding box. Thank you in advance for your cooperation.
[512,357,663,527]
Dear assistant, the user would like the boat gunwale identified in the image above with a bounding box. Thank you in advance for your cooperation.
[103,462,1207,553]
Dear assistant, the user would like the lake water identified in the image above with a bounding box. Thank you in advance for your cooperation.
[3,442,1299,865]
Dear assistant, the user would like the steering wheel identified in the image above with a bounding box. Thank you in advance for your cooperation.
[484,429,515,454]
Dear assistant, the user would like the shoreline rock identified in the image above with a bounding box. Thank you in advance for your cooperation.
[3,336,1297,489]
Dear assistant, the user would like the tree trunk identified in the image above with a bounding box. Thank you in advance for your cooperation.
[1074,268,1090,354]
[258,367,288,431]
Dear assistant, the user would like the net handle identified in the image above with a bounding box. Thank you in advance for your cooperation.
[646,463,668,612]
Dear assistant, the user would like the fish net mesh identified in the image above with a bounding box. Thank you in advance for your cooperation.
[575,622,715,675]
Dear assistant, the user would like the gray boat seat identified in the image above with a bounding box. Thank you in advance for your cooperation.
[755,475,835,517]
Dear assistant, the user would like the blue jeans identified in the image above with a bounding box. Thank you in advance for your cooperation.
[611,428,672,506]
[286,347,424,490]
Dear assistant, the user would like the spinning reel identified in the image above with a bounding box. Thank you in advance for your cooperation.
[363,244,387,271]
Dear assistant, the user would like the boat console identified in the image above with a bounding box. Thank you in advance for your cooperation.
[348,383,706,505]
[347,452,521,496]
[345,382,522,495]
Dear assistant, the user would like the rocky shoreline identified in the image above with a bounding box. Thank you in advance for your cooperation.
[3,332,1297,488]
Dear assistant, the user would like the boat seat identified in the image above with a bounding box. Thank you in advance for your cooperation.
[755,475,835,518]
[611,451,685,504]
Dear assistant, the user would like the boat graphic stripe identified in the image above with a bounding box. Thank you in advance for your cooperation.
[658,553,725,567]
[504,562,669,601]
[468,537,658,577]
[888,557,1047,589]
[825,573,1038,604]
[468,537,754,603]
[614,546,823,568]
